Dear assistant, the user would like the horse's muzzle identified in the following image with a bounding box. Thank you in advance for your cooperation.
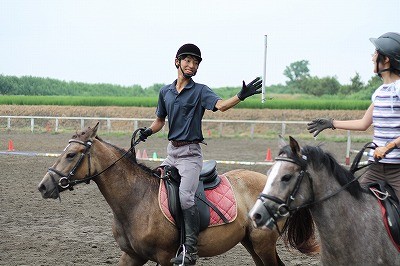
[38,174,60,199]
[248,201,275,230]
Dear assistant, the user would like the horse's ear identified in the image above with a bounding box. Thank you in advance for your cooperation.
[89,122,100,138]
[289,136,301,156]
[278,134,287,149]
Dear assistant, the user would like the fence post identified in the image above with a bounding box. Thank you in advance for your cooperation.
[250,123,255,139]
[281,122,286,136]
[346,130,351,165]
[107,119,111,133]
[81,119,85,131]
[7,117,11,129]
[31,118,34,132]
[219,123,223,137]
[55,118,59,132]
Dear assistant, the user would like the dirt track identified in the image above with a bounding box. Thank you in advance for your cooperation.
[0,106,370,266]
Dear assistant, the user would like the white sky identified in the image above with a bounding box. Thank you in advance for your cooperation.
[1,0,399,88]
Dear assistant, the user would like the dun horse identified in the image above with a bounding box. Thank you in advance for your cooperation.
[38,123,283,266]
[249,136,399,265]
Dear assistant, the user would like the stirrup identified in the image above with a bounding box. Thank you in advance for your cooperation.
[171,244,197,266]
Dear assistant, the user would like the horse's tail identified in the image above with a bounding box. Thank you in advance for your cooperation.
[283,208,320,254]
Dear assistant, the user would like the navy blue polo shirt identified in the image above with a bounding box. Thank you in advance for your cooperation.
[156,79,221,141]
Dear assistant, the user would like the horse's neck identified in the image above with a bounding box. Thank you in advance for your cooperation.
[93,146,158,214]
[311,190,380,244]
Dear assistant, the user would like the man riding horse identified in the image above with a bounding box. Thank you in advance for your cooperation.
[138,43,262,265]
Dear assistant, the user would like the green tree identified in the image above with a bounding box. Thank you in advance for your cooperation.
[283,60,310,85]
[340,72,365,95]
[301,76,340,96]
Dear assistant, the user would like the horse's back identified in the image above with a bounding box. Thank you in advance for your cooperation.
[223,169,268,208]
[224,169,267,189]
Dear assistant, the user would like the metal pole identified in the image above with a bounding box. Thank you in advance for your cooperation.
[262,35,267,103]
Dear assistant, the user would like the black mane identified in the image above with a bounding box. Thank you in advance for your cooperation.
[279,143,363,198]
[301,145,363,198]
[95,136,155,176]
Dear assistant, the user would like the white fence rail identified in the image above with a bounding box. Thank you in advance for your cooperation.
[0,115,308,138]
[1,115,368,165]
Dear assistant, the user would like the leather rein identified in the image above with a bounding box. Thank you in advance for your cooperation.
[47,128,143,191]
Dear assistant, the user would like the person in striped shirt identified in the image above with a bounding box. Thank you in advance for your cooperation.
[307,32,400,199]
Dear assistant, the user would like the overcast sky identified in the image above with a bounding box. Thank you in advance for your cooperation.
[1,0,399,89]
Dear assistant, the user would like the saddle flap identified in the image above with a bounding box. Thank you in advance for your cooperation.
[368,181,400,246]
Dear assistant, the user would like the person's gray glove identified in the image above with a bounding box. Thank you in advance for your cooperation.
[237,77,262,101]
[307,118,335,137]
[139,127,153,142]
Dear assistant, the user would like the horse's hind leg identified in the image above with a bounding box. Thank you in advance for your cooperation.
[118,251,148,266]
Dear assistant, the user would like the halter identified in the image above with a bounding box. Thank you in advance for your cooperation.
[47,128,143,191]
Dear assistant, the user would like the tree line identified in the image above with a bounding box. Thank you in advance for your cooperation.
[0,60,382,100]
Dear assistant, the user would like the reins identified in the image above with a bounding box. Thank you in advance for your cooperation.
[48,128,144,191]
[349,142,377,174]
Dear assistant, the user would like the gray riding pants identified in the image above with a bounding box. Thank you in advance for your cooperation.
[161,142,203,210]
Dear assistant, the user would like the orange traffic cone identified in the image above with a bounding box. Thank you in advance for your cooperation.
[265,148,272,162]
[136,149,142,159]
[142,149,148,159]
[8,139,15,151]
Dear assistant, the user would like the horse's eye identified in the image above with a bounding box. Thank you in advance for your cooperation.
[281,174,292,182]
[66,152,76,159]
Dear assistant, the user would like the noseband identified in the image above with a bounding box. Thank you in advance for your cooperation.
[257,155,314,225]
[48,139,94,190]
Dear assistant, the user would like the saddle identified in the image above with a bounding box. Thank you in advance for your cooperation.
[367,180,400,248]
[161,160,230,231]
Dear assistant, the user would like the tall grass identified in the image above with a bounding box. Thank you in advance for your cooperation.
[0,95,370,110]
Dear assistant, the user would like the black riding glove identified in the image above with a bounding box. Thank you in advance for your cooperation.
[307,118,335,137]
[139,127,153,142]
[237,77,262,101]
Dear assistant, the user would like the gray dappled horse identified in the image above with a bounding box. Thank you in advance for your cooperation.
[38,123,284,266]
[249,136,399,266]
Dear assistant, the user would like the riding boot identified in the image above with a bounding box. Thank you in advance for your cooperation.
[170,205,200,265]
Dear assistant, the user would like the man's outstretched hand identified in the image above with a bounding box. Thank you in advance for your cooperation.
[237,77,262,101]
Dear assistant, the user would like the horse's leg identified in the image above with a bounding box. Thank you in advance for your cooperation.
[118,251,148,266]
[240,239,264,266]
[241,229,282,266]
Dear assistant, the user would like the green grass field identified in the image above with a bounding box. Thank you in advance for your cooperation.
[0,95,370,110]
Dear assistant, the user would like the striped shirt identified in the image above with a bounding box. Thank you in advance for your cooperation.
[370,80,400,164]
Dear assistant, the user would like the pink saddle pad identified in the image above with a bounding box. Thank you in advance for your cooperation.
[158,175,237,227]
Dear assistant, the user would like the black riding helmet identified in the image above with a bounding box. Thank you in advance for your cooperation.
[370,32,400,71]
[176,43,202,63]
[175,43,202,78]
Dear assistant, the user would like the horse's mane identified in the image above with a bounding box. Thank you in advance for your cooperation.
[94,135,155,176]
[301,144,363,198]
[72,128,155,177]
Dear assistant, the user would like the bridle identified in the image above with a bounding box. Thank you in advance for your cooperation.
[257,155,314,232]
[47,128,143,193]
[48,139,95,190]
[257,150,364,233]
